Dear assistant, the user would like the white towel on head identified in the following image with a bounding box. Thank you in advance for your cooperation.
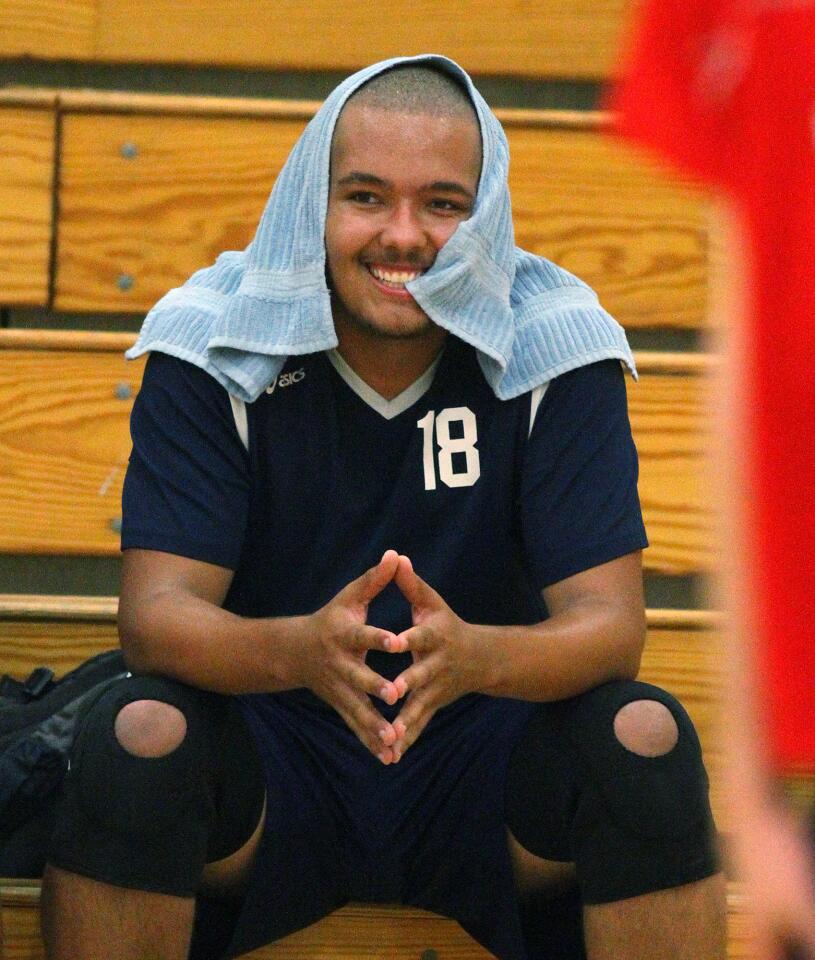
[126,54,636,402]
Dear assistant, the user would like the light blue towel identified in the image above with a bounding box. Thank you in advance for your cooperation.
[126,54,636,402]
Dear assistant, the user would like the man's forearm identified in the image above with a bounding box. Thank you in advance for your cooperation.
[469,600,645,702]
[118,591,311,695]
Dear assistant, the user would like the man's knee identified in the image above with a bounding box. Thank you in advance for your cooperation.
[48,676,219,896]
[67,677,216,837]
[570,681,710,841]
[506,680,713,852]
[612,698,679,758]
[114,699,188,758]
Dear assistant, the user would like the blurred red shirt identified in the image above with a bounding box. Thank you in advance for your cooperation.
[607,0,815,772]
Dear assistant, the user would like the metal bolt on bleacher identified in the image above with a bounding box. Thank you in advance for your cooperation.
[117,274,135,292]
[120,142,139,159]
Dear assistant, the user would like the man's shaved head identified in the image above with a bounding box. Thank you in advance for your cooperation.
[345,64,479,125]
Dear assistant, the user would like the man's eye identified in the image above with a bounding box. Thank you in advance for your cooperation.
[431,199,469,214]
[349,191,380,204]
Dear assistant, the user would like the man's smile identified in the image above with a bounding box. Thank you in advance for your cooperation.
[367,264,425,291]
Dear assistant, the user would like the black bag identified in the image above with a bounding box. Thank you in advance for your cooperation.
[0,649,130,876]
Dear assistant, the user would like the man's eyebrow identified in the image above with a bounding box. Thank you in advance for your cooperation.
[335,172,390,188]
[428,180,475,200]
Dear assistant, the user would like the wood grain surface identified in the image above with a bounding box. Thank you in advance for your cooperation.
[509,129,708,330]
[0,348,144,554]
[0,0,96,59]
[54,109,708,330]
[54,112,304,313]
[0,339,713,572]
[631,367,714,575]
[0,108,55,306]
[0,877,752,960]
[1,0,634,79]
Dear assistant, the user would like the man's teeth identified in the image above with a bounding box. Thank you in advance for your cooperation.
[369,266,422,287]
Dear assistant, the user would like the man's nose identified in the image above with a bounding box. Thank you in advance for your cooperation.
[379,202,427,255]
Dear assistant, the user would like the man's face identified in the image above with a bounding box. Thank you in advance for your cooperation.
[325,101,481,340]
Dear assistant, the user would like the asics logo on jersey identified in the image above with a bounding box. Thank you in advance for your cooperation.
[266,368,306,394]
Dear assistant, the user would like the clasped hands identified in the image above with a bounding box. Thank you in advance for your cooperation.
[302,549,482,765]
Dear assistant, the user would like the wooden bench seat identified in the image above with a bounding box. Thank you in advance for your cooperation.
[0,0,632,80]
[0,330,715,575]
[0,877,755,959]
[0,93,57,306]
[0,90,708,332]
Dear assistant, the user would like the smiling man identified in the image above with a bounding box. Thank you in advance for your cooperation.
[41,58,725,960]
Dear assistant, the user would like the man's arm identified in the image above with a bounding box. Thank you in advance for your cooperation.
[483,548,645,698]
[118,547,408,762]
[391,549,645,756]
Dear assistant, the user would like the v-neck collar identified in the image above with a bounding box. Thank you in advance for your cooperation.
[326,349,443,420]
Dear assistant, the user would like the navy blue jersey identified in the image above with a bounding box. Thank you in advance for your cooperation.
[123,338,646,696]
[121,339,648,958]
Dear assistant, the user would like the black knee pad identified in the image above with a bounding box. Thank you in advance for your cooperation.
[49,675,263,896]
[568,680,710,842]
[506,680,719,904]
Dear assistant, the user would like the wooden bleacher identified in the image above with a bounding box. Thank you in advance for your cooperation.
[1,0,632,80]
[1,90,707,328]
[0,84,746,957]
[0,330,713,575]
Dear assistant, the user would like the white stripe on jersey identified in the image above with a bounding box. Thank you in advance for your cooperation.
[229,394,249,450]
[528,383,549,437]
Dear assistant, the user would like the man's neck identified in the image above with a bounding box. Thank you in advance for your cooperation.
[333,319,448,400]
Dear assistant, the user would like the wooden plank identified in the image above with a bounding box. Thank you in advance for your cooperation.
[0,348,144,555]
[54,108,707,330]
[0,593,117,620]
[245,903,494,959]
[631,364,713,575]
[0,329,134,353]
[509,127,708,330]
[0,91,60,110]
[0,335,712,570]
[0,621,118,678]
[0,0,97,59]
[93,0,632,80]
[0,878,752,959]
[54,112,304,312]
[0,108,55,306]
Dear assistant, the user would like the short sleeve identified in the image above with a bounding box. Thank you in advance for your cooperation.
[521,360,648,590]
[121,352,250,569]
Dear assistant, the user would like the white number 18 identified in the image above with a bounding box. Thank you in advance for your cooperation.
[416,407,481,491]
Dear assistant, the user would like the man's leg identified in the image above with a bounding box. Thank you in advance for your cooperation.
[42,799,266,960]
[582,874,726,960]
[41,681,266,960]
[506,681,726,960]
[41,867,196,960]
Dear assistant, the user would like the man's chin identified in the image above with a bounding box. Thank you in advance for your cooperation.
[347,310,436,341]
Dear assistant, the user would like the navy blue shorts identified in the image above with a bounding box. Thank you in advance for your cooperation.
[217,691,539,960]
